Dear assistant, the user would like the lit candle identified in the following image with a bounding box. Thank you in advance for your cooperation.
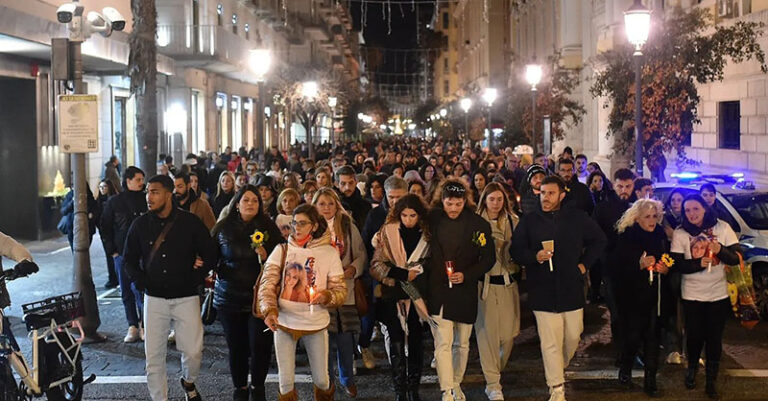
[446,261,454,289]
[707,249,713,273]
[309,286,315,313]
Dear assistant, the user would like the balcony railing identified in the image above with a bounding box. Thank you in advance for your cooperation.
[156,25,252,67]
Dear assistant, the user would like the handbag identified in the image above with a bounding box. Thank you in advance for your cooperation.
[252,243,287,319]
[725,252,760,329]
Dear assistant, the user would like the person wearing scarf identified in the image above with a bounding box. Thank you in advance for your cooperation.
[257,204,347,401]
[670,194,741,399]
[610,199,670,397]
[474,183,520,401]
[371,194,432,401]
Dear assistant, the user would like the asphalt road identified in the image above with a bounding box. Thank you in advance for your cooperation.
[3,234,768,400]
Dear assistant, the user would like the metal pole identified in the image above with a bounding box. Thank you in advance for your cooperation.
[256,81,264,151]
[634,54,644,177]
[531,89,537,154]
[487,108,493,150]
[71,41,104,342]
[307,110,315,160]
[330,107,335,146]
[464,112,468,140]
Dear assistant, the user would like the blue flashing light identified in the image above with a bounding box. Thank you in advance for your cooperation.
[671,172,699,180]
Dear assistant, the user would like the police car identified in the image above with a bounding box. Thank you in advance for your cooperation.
[655,173,768,319]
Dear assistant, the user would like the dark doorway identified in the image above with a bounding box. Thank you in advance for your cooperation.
[0,78,38,239]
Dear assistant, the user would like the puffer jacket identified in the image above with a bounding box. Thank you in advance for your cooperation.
[257,229,347,323]
[100,189,147,255]
[212,214,283,313]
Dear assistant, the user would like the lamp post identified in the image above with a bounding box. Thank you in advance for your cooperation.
[624,0,651,177]
[249,49,271,151]
[460,97,472,140]
[482,88,497,150]
[301,81,318,159]
[328,96,337,146]
[525,63,543,154]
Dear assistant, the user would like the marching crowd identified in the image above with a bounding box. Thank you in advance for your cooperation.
[36,138,744,401]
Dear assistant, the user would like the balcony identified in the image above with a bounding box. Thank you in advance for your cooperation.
[156,25,252,73]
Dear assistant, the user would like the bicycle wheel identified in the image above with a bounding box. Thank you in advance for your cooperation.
[43,332,83,401]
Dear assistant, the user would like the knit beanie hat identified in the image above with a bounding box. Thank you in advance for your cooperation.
[526,164,547,183]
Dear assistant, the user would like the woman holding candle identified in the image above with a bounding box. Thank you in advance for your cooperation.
[211,185,283,401]
[257,204,347,401]
[610,198,669,397]
[670,194,741,399]
[474,182,520,401]
[370,194,431,401]
[312,188,367,398]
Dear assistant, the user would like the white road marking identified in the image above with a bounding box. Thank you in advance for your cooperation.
[566,369,643,380]
[48,247,70,255]
[97,288,119,301]
[92,376,147,384]
[725,369,768,377]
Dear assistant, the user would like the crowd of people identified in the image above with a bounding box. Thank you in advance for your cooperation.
[49,137,742,401]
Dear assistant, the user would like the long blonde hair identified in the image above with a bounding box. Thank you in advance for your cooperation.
[615,198,664,234]
[312,187,352,239]
[216,171,236,198]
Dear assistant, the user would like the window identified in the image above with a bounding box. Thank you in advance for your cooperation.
[443,58,449,75]
[442,12,449,30]
[217,4,223,26]
[718,101,740,149]
[443,80,449,95]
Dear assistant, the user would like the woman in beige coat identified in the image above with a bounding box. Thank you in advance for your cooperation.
[474,182,521,401]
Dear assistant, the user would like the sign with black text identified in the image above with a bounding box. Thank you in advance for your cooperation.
[58,94,99,153]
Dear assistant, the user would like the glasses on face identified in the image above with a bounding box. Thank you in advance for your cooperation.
[291,220,312,228]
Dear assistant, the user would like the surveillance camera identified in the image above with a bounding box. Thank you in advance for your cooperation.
[86,11,112,37]
[102,7,126,31]
[56,3,82,24]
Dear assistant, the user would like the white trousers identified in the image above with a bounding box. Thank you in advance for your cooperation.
[143,295,203,401]
[430,313,473,392]
[274,328,330,394]
[533,309,584,388]
[475,283,520,391]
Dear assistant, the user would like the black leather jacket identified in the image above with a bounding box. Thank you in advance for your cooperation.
[100,190,147,255]
[211,214,283,313]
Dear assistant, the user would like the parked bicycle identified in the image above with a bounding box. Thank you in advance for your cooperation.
[0,261,95,401]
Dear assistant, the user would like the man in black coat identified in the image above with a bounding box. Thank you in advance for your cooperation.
[520,164,546,215]
[557,158,594,215]
[100,166,148,343]
[123,175,216,401]
[511,176,605,401]
[334,165,371,230]
[592,167,635,365]
[427,179,495,401]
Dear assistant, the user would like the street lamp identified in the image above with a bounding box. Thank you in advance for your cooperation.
[440,108,447,118]
[460,98,472,139]
[625,0,651,177]
[302,81,319,159]
[482,88,498,150]
[249,48,271,150]
[525,63,543,154]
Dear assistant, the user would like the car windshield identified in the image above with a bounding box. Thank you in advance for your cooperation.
[724,193,768,230]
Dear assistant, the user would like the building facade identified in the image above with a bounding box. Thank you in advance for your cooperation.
[0,0,359,239]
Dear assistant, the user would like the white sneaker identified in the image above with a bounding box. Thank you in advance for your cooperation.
[548,385,566,401]
[485,388,504,401]
[371,325,383,342]
[441,390,455,401]
[452,386,466,401]
[430,356,437,369]
[666,351,682,365]
[124,326,140,343]
[168,329,176,344]
[360,347,376,369]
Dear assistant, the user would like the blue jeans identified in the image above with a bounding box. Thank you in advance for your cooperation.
[115,255,143,327]
[329,331,356,387]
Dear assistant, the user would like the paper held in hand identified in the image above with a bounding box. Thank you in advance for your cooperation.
[542,240,554,272]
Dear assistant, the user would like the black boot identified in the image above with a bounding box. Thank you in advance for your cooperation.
[618,366,632,387]
[249,384,266,401]
[685,365,697,390]
[705,361,719,399]
[643,369,659,398]
[389,341,408,401]
[407,352,423,401]
[233,387,248,401]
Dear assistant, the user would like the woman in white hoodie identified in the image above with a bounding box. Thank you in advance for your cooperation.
[258,204,347,401]
[311,188,367,398]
